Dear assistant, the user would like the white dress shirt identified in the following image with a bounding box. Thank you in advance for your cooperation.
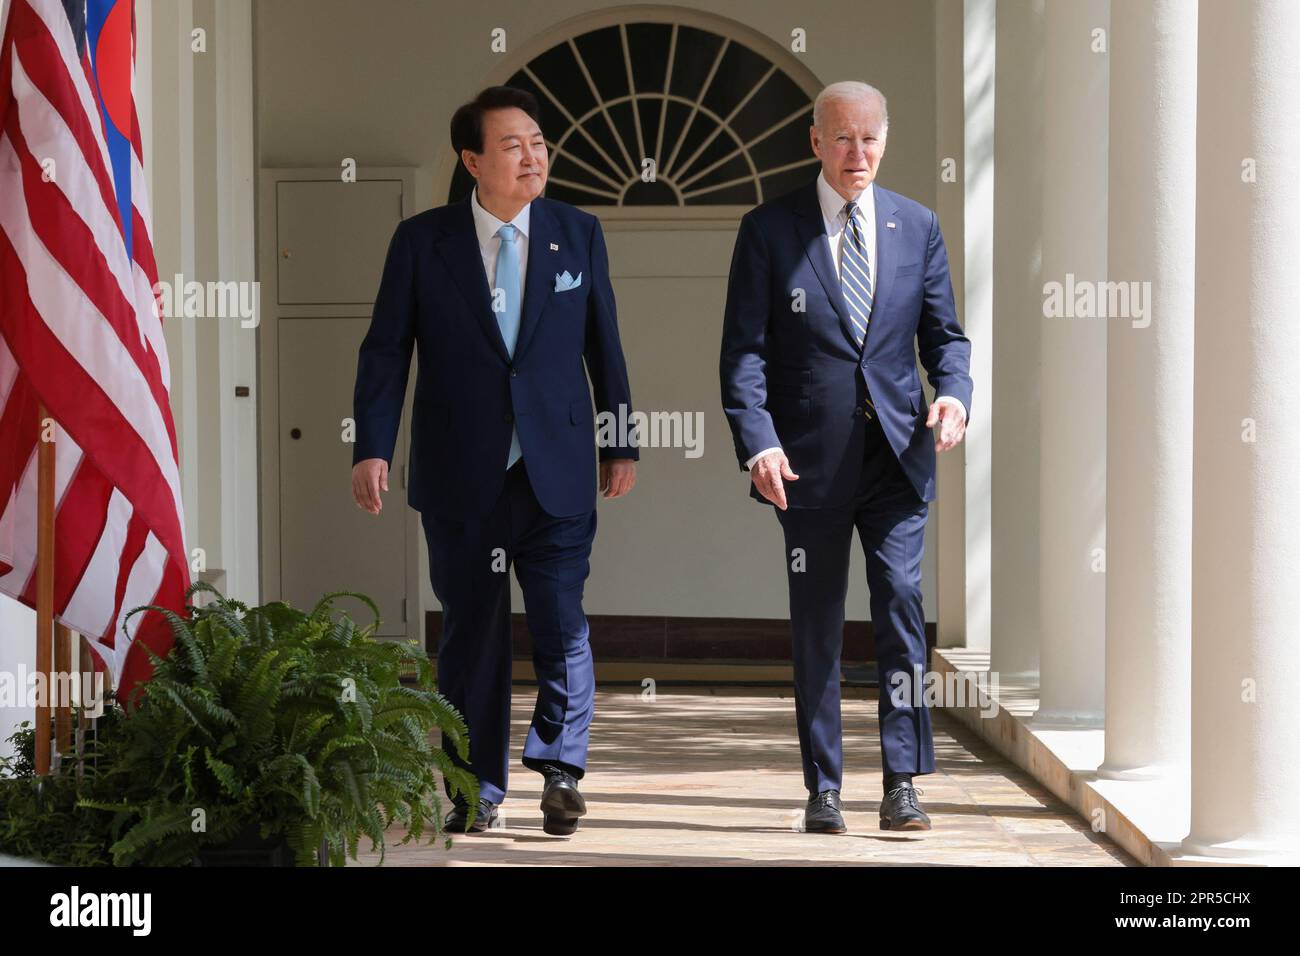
[744,172,967,470]
[819,169,877,293]
[470,184,530,290]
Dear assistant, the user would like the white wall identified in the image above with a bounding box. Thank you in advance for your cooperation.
[0,597,35,765]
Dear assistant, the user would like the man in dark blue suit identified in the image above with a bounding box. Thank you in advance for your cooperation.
[720,81,972,834]
[351,86,638,836]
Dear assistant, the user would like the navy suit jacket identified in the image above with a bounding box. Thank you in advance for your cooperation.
[352,195,637,520]
[720,179,973,507]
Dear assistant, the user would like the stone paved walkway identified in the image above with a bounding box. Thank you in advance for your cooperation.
[357,687,1134,866]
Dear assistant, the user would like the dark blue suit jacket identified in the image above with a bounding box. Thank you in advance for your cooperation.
[352,195,637,519]
[720,179,973,507]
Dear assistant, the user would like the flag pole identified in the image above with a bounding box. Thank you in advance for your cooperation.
[76,633,95,779]
[35,403,54,776]
[54,622,72,755]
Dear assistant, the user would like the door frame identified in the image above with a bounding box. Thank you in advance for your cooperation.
[256,166,421,644]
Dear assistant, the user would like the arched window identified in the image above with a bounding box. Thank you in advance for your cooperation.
[448,19,820,209]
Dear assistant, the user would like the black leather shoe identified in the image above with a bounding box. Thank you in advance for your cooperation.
[538,764,587,836]
[879,781,931,831]
[803,789,847,834]
[444,797,499,834]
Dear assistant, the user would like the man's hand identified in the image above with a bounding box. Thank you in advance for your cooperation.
[751,450,799,510]
[352,458,389,515]
[600,459,637,499]
[926,401,967,452]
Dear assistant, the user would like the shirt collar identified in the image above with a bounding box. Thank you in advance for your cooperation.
[816,170,873,231]
[470,184,531,247]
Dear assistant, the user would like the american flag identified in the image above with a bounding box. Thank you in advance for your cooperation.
[0,0,189,705]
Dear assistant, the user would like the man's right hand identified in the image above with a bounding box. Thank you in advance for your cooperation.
[352,458,389,515]
[751,450,798,510]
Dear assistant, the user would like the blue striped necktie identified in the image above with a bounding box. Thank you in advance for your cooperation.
[494,223,523,469]
[839,200,873,350]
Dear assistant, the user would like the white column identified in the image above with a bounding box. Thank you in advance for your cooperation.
[1098,0,1195,781]
[147,0,259,602]
[214,0,259,603]
[934,0,965,650]
[1173,0,1300,864]
[988,0,1043,683]
[936,0,995,654]
[1033,0,1108,726]
[959,0,994,654]
[149,0,200,554]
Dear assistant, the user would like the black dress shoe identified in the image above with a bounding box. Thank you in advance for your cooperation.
[803,789,847,834]
[879,781,931,831]
[444,797,499,834]
[538,764,587,836]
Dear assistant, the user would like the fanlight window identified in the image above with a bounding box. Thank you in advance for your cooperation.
[448,22,819,207]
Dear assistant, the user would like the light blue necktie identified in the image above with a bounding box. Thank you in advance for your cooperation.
[494,223,523,469]
[840,200,874,350]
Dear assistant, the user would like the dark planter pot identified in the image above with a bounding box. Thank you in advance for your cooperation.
[193,823,328,867]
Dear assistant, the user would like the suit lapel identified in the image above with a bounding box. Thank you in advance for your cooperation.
[864,186,902,357]
[514,198,556,361]
[794,182,855,347]
[434,198,511,363]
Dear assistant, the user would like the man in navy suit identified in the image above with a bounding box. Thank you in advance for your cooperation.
[351,86,638,836]
[720,81,972,833]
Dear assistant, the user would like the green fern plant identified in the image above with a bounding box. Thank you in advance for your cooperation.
[78,583,477,865]
[0,716,121,866]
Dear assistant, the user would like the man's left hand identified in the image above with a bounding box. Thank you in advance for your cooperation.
[600,459,637,498]
[926,401,967,452]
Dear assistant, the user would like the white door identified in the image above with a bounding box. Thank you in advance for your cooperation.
[267,175,412,637]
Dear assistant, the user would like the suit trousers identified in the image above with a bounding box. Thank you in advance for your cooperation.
[422,459,597,805]
[775,413,934,794]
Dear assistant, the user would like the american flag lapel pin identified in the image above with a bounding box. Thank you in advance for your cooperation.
[886,221,897,229]
[549,242,559,251]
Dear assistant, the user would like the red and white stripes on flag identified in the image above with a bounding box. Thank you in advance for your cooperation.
[0,0,189,705]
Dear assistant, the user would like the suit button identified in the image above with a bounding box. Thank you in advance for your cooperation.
[510,368,517,377]
[854,407,862,416]
[504,412,514,424]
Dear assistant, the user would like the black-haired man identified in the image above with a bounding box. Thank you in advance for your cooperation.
[352,86,638,835]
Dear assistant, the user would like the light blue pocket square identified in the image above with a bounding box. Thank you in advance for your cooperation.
[554,270,583,292]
